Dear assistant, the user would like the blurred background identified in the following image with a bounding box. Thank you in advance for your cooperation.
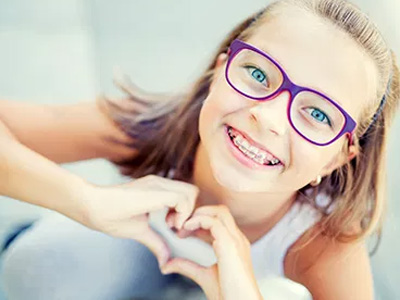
[0,0,398,299]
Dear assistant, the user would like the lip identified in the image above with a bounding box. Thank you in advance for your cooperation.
[225,124,285,166]
[224,125,285,170]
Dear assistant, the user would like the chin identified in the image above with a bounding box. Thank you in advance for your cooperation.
[213,171,250,192]
[209,158,274,193]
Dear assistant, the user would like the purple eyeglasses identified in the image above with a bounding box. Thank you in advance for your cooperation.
[225,39,357,146]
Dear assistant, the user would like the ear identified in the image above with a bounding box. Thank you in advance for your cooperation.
[216,52,228,67]
[320,144,359,177]
[210,53,228,91]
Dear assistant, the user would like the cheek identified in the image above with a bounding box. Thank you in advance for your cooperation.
[199,79,247,136]
[289,140,341,183]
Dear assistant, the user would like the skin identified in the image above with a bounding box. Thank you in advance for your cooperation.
[0,5,379,300]
[0,101,136,163]
[194,7,377,239]
[163,6,378,300]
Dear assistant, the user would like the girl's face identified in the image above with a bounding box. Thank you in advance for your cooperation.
[198,9,378,193]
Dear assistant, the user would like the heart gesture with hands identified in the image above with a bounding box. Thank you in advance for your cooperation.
[81,175,262,299]
[163,205,263,300]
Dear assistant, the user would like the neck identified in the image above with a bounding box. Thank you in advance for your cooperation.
[191,143,296,241]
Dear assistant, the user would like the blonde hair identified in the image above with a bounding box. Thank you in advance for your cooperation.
[99,0,400,253]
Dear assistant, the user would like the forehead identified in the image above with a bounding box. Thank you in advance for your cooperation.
[245,9,378,120]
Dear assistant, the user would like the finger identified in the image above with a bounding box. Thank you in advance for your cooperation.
[116,175,199,229]
[129,175,199,229]
[175,228,213,244]
[113,175,157,188]
[166,210,194,236]
[183,215,233,249]
[152,177,198,229]
[165,209,176,228]
[123,189,186,215]
[165,210,186,235]
[175,228,194,239]
[161,258,218,297]
[191,205,237,231]
[135,227,171,268]
[165,211,194,238]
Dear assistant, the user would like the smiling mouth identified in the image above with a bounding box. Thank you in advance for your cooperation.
[226,125,283,167]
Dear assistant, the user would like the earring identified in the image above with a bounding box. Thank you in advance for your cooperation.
[310,175,322,187]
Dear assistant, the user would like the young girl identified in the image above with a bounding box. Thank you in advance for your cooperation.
[1,0,399,299]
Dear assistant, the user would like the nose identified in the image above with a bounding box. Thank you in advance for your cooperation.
[248,91,291,136]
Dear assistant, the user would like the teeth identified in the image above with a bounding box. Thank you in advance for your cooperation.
[254,157,265,164]
[228,127,281,166]
[238,145,247,152]
[255,152,266,160]
[242,139,250,148]
[271,158,280,164]
[250,145,258,153]
[247,151,256,159]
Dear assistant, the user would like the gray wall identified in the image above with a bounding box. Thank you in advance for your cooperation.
[0,1,399,299]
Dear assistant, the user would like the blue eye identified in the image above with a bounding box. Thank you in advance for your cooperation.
[306,107,332,126]
[252,69,266,82]
[245,66,268,85]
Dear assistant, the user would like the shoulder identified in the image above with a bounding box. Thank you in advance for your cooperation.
[284,222,374,300]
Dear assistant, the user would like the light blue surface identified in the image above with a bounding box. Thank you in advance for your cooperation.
[0,1,399,299]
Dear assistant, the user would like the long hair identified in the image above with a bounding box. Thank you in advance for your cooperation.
[98,0,400,254]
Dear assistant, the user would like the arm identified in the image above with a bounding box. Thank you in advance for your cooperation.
[0,121,199,267]
[0,122,198,264]
[285,228,374,300]
[0,120,88,223]
[0,99,137,163]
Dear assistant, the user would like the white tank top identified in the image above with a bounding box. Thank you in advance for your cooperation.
[149,197,323,279]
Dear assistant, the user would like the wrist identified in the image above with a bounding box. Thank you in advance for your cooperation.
[62,178,96,227]
[0,137,97,226]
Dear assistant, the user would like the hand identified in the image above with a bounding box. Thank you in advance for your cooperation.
[78,175,198,267]
[161,205,263,300]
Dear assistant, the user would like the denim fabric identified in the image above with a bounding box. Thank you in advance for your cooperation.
[0,215,185,300]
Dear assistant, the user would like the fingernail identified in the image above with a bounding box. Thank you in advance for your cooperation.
[161,266,171,275]
[176,222,183,230]
[175,218,183,230]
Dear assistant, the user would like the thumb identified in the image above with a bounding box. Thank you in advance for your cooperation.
[161,258,219,298]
